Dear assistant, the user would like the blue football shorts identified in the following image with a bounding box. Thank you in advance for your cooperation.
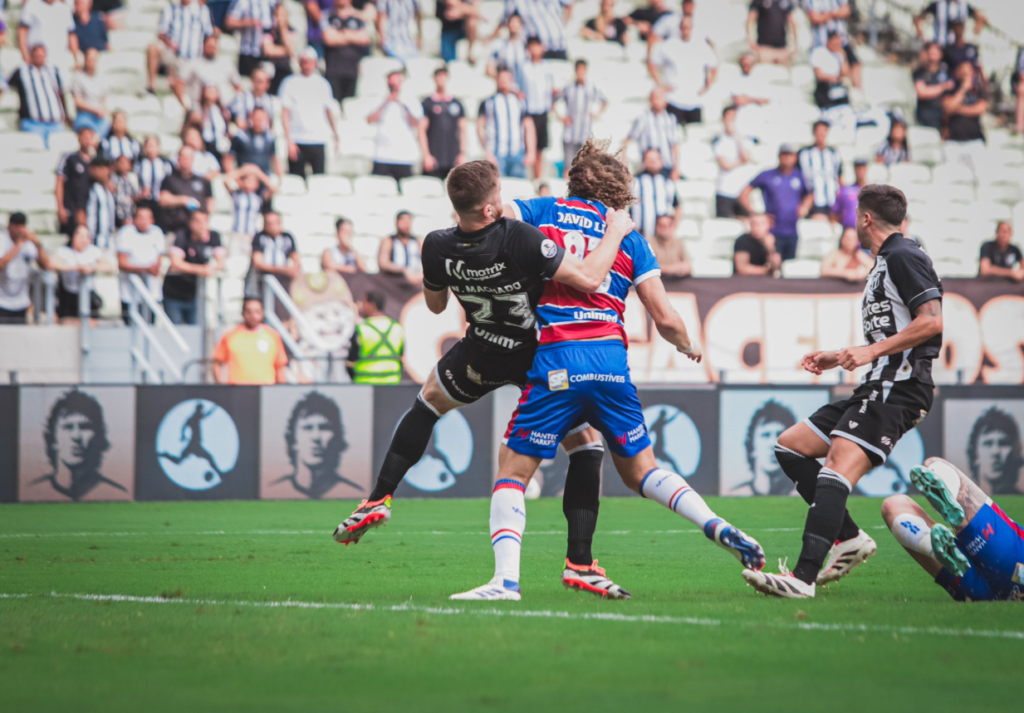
[949,503,1024,602]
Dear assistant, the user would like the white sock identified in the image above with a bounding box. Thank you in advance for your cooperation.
[639,468,717,529]
[891,513,934,557]
[490,479,526,587]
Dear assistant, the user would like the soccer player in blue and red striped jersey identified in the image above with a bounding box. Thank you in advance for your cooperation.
[451,141,766,601]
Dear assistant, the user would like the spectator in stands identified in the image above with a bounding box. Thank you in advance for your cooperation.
[116,204,166,324]
[159,145,214,234]
[821,226,873,282]
[99,110,140,162]
[195,84,231,163]
[181,125,221,179]
[368,70,424,188]
[227,164,274,236]
[323,217,365,274]
[803,0,860,88]
[830,157,865,230]
[582,0,628,46]
[478,68,535,178]
[137,136,175,202]
[626,0,671,41]
[0,213,51,325]
[377,0,422,63]
[73,0,108,59]
[225,107,282,179]
[746,0,796,65]
[52,224,111,324]
[500,0,570,60]
[438,0,479,63]
[713,105,756,219]
[798,120,842,223]
[70,48,108,135]
[979,222,1023,282]
[175,34,242,111]
[164,208,225,324]
[225,0,280,77]
[347,291,405,384]
[304,0,333,57]
[536,182,552,197]
[146,0,215,95]
[420,66,466,180]
[485,12,525,79]
[1015,47,1024,136]
[914,0,986,47]
[740,144,807,261]
[913,42,954,131]
[0,12,9,87]
[942,60,987,174]
[7,44,69,149]
[646,0,699,45]
[110,154,140,227]
[649,214,691,278]
[623,89,679,180]
[322,0,371,102]
[733,213,781,277]
[85,157,116,249]
[230,68,274,130]
[810,31,850,110]
[647,15,717,127]
[19,0,77,74]
[876,120,910,166]
[558,59,607,167]
[942,19,981,73]
[280,48,339,179]
[56,127,95,237]
[517,36,557,180]
[260,9,294,95]
[248,210,300,298]
[378,211,422,285]
[732,53,770,138]
[213,299,288,384]
[631,149,680,239]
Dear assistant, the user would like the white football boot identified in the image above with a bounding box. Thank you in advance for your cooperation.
[450,577,522,601]
[817,530,877,585]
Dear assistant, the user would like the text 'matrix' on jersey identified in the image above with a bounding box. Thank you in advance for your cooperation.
[511,196,662,345]
[421,217,566,353]
[862,232,943,385]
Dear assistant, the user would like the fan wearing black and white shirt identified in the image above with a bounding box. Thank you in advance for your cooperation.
[247,210,300,299]
[809,31,849,110]
[979,221,1024,282]
[746,185,944,599]
[798,119,842,221]
[631,149,679,239]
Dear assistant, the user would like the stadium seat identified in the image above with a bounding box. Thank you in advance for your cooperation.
[865,163,890,184]
[691,257,733,278]
[307,175,354,199]
[781,259,822,278]
[278,175,310,197]
[675,218,701,240]
[353,175,400,198]
[400,176,445,198]
[889,163,932,185]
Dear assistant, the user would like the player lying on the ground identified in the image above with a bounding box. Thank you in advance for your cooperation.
[883,457,1024,602]
[744,184,944,599]
[450,141,765,602]
[334,160,636,596]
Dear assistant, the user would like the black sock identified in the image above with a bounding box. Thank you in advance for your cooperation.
[368,397,440,501]
[775,445,861,542]
[793,469,852,583]
[562,447,603,566]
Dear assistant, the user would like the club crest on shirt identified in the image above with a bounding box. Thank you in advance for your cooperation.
[548,369,569,391]
[540,239,558,259]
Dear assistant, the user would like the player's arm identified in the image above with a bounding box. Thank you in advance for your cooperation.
[423,286,450,314]
[837,298,942,371]
[551,208,635,292]
[421,234,450,313]
[636,275,701,362]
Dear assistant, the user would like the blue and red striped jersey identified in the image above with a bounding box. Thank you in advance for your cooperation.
[511,196,661,345]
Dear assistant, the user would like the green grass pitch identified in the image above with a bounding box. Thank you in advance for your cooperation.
[2,496,1022,713]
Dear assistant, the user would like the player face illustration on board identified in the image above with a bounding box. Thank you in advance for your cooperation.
[275,391,361,499]
[968,407,1024,495]
[744,401,797,496]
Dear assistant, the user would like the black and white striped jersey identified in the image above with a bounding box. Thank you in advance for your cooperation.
[798,144,841,208]
[921,0,975,46]
[479,91,527,157]
[232,190,264,236]
[631,171,678,238]
[802,0,848,47]
[560,81,607,145]
[628,109,679,170]
[136,156,175,197]
[158,1,215,59]
[86,181,117,249]
[861,233,943,385]
[100,134,141,162]
[502,0,570,53]
[7,64,65,123]
[227,0,278,57]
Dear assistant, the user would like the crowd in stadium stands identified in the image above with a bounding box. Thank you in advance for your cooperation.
[0,0,1023,328]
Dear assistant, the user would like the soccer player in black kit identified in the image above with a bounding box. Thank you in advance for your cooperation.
[743,184,944,598]
[334,159,637,598]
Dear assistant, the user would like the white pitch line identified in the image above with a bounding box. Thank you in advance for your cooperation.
[0,591,1021,642]
[0,526,889,540]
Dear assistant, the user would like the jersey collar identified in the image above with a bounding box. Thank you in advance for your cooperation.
[878,232,905,256]
[455,217,503,244]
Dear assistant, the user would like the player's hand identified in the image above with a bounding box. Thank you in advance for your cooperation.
[801,350,836,374]
[679,342,702,363]
[836,345,875,371]
[423,153,436,172]
[288,142,299,161]
[604,207,634,237]
[562,115,572,126]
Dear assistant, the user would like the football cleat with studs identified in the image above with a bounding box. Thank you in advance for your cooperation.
[562,559,631,600]
[817,530,877,585]
[333,495,392,546]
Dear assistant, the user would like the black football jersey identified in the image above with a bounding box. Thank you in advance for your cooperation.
[422,217,566,353]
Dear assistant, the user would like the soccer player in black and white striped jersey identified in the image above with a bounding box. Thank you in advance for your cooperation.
[557,60,607,168]
[147,0,215,94]
[798,120,841,221]
[914,0,986,47]
[623,89,680,180]
[631,149,679,239]
[745,185,944,599]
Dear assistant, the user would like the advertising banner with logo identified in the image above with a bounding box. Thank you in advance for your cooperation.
[347,275,1024,386]
[259,386,374,500]
[18,386,135,502]
[135,386,260,501]
[0,387,17,502]
[373,385,494,498]
[942,387,1024,496]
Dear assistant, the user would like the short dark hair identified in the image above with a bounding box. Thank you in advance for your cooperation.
[744,400,796,473]
[968,407,1022,490]
[396,210,411,220]
[364,291,386,311]
[45,390,110,473]
[335,217,351,231]
[813,119,830,131]
[285,391,346,470]
[242,297,262,313]
[91,157,111,168]
[9,212,27,226]
[434,65,449,77]
[858,184,908,226]
[190,208,209,219]
[575,59,587,69]
[447,160,500,213]
[387,70,404,81]
[722,104,738,117]
[526,35,543,46]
